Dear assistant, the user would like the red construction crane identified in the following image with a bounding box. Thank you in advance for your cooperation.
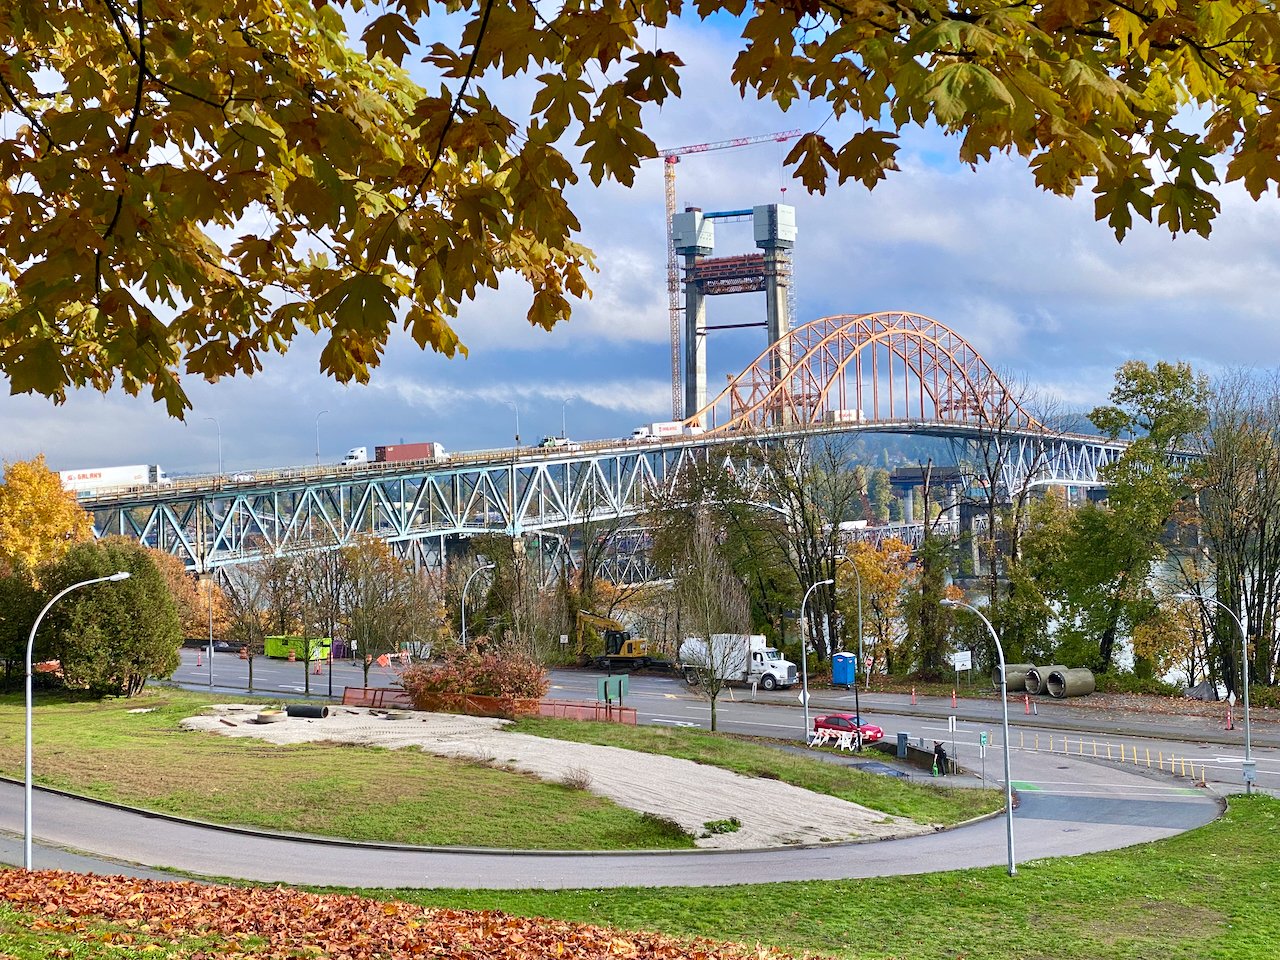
[661,131,804,419]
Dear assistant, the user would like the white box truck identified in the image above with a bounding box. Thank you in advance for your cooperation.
[677,634,798,691]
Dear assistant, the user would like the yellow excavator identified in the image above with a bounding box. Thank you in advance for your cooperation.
[575,610,671,672]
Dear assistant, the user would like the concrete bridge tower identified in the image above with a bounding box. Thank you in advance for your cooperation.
[672,203,796,423]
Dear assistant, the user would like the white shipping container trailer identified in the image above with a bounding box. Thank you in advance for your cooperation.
[59,464,169,494]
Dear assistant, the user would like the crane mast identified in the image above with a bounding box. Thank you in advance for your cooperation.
[661,130,804,419]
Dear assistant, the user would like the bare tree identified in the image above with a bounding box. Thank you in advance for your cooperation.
[1196,370,1280,690]
[673,512,752,731]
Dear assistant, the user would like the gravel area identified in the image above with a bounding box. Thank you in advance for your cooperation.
[181,705,931,850]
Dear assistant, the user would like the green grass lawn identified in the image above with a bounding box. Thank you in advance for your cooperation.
[3,798,1273,960]
[365,794,1280,960]
[0,690,691,850]
[510,717,1000,825]
[0,690,993,852]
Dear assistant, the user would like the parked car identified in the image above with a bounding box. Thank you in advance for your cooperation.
[538,436,582,452]
[812,713,884,743]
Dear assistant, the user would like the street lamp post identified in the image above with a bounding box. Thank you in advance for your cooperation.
[206,574,215,687]
[461,563,497,648]
[503,400,521,446]
[1175,592,1253,793]
[561,395,575,439]
[315,409,329,465]
[800,579,834,739]
[203,416,222,475]
[942,598,1016,876]
[25,571,131,869]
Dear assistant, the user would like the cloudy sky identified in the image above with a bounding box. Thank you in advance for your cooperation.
[3,15,1278,477]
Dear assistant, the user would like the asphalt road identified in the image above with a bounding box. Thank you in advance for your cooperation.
[0,649,1245,887]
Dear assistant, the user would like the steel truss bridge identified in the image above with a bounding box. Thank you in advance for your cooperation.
[83,312,1130,576]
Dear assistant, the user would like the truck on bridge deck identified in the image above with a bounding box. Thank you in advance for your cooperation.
[59,464,170,495]
[341,442,447,466]
[628,421,706,441]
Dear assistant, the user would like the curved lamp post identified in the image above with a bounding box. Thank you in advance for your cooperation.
[1175,592,1252,793]
[503,400,520,447]
[25,571,131,869]
[561,395,576,439]
[203,416,222,476]
[460,563,496,649]
[800,578,834,739]
[941,597,1016,877]
[315,409,329,465]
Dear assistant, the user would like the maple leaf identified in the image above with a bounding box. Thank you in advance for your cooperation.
[784,133,837,194]
[362,13,419,66]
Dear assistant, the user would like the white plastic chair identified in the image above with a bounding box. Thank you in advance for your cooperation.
[836,731,855,751]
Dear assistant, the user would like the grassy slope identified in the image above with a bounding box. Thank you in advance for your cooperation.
[372,795,1280,960]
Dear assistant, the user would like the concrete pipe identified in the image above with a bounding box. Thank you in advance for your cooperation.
[285,704,330,719]
[994,664,1035,692]
[1025,665,1067,696]
[1047,668,1096,699]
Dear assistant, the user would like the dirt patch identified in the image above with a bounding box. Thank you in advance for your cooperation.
[181,706,932,850]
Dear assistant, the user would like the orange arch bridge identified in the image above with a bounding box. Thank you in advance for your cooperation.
[693,311,1040,433]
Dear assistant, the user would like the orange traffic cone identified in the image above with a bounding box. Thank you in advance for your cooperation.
[910,687,916,705]
[196,650,202,667]
[952,689,957,708]
[313,660,322,675]
[1024,694,1031,715]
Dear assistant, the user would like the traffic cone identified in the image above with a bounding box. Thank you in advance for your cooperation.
[951,689,957,708]
[313,660,322,675]
[1226,705,1234,731]
[1024,694,1031,715]
[196,650,202,667]
[911,687,917,705]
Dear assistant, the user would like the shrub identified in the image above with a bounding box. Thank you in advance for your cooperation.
[1094,671,1181,697]
[400,640,549,706]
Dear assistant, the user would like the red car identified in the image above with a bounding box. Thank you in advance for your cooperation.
[812,713,884,743]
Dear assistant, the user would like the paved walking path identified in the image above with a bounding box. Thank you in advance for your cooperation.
[0,747,1222,889]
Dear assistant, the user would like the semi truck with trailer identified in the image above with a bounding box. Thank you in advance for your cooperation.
[341,442,447,466]
[677,634,798,690]
[628,421,706,441]
[59,464,170,495]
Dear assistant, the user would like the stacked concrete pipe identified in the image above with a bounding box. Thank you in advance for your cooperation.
[994,664,1035,692]
[1046,668,1096,698]
[1025,664,1068,695]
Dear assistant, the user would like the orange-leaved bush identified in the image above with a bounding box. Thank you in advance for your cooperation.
[401,642,549,706]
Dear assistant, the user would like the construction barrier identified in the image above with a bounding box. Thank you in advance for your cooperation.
[341,687,413,709]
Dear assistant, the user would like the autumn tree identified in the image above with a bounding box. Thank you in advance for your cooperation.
[39,537,181,697]
[1059,361,1209,670]
[344,536,432,686]
[148,550,230,641]
[6,2,1275,414]
[0,456,93,583]
[837,538,913,679]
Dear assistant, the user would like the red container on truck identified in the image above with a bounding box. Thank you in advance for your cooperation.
[374,442,447,463]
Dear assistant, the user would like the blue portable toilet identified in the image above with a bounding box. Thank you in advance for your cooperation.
[832,652,856,688]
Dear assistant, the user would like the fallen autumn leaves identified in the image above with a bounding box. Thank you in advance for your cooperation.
[0,871,807,960]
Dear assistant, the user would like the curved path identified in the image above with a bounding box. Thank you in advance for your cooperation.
[0,749,1222,889]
